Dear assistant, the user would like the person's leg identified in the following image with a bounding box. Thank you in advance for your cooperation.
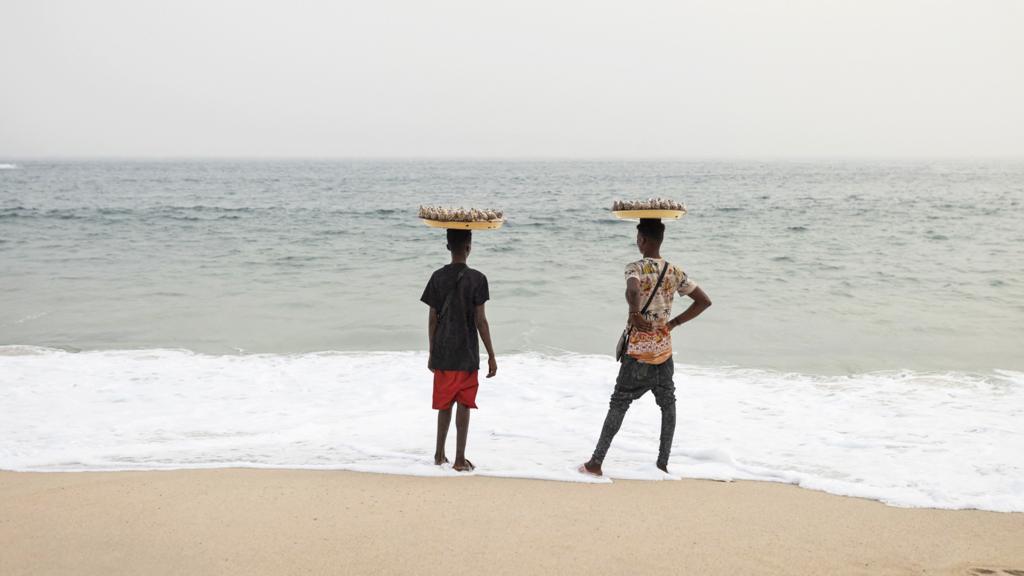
[434,407,452,465]
[453,402,474,471]
[652,358,677,472]
[582,359,644,475]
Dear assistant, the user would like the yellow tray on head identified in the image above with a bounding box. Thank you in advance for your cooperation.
[422,218,505,230]
[612,209,686,220]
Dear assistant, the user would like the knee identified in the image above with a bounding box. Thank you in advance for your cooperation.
[655,393,676,409]
[608,398,631,413]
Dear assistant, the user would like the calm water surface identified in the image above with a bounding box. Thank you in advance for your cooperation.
[1,160,1022,373]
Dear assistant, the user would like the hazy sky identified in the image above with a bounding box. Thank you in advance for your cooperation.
[1,0,1022,158]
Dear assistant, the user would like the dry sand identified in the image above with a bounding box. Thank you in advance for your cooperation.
[2,469,1022,575]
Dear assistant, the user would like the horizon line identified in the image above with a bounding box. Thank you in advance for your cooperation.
[3,155,1024,163]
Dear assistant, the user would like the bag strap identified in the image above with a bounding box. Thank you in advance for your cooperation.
[623,260,670,339]
[639,260,670,316]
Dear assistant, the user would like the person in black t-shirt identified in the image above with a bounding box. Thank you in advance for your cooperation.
[420,229,497,472]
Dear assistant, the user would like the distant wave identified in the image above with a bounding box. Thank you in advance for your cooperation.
[0,163,18,170]
[2,347,1021,512]
[174,205,255,213]
[0,205,255,222]
[0,207,86,220]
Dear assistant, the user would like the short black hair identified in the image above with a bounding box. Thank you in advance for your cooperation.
[637,219,665,242]
[446,228,472,250]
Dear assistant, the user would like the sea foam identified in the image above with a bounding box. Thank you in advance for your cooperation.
[1,347,1021,512]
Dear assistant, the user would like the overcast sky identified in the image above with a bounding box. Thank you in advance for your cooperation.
[1,0,1021,158]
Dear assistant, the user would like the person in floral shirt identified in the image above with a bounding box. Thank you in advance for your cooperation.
[581,219,712,475]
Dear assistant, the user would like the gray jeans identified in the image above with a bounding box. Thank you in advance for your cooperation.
[591,356,676,468]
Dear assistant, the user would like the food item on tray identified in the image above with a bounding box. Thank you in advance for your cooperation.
[418,205,504,222]
[611,198,686,212]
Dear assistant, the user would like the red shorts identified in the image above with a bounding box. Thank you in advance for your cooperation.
[432,370,479,410]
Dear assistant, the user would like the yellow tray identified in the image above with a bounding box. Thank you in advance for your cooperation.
[422,218,504,230]
[612,209,686,220]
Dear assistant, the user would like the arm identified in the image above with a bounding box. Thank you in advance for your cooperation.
[667,286,712,330]
[475,303,497,378]
[427,307,438,372]
[626,277,654,331]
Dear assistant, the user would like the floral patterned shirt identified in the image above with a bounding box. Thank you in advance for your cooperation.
[624,257,698,365]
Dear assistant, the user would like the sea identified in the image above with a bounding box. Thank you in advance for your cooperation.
[1,160,1022,511]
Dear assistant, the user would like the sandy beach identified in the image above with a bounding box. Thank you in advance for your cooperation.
[2,470,1022,576]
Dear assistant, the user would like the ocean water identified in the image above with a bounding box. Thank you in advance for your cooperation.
[1,160,1023,510]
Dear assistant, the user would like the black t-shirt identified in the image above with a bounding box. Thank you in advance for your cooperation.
[420,264,490,372]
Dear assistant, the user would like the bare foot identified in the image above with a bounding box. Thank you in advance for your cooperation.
[578,459,602,477]
[435,455,449,466]
[453,459,475,472]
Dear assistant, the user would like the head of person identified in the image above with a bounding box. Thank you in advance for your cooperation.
[446,229,472,257]
[636,219,664,254]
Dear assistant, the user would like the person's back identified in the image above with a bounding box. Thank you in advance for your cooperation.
[420,229,497,472]
[622,257,697,365]
[422,263,488,372]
